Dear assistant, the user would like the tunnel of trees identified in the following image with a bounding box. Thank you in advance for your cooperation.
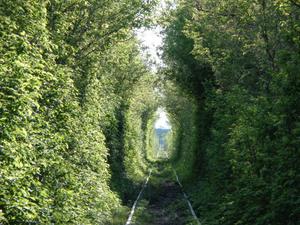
[0,0,299,224]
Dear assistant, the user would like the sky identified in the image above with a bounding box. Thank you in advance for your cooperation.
[135,0,171,70]
[136,0,177,67]
[136,26,163,70]
[136,28,170,129]
[136,1,173,130]
[155,108,171,129]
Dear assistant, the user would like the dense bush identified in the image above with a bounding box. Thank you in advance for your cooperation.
[161,0,300,224]
[0,0,156,223]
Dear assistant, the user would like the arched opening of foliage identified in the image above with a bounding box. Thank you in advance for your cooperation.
[152,107,172,159]
[1,0,299,224]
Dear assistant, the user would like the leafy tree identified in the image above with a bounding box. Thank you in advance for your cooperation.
[0,0,157,223]
[161,0,300,224]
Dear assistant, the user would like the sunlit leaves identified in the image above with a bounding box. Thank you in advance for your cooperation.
[0,0,156,223]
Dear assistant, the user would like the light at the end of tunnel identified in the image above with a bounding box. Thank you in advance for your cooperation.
[155,108,171,130]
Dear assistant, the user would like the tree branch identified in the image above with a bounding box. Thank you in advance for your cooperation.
[289,0,300,8]
[195,1,236,17]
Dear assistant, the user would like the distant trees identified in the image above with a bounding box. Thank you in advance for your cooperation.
[162,0,300,224]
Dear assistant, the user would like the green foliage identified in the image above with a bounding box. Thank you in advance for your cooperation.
[124,74,159,182]
[0,0,157,224]
[161,0,300,224]
[161,81,199,180]
[1,0,298,224]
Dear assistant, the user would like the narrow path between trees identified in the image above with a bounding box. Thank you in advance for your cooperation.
[126,170,152,225]
[125,165,200,225]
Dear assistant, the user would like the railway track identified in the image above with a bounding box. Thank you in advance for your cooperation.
[125,166,201,225]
